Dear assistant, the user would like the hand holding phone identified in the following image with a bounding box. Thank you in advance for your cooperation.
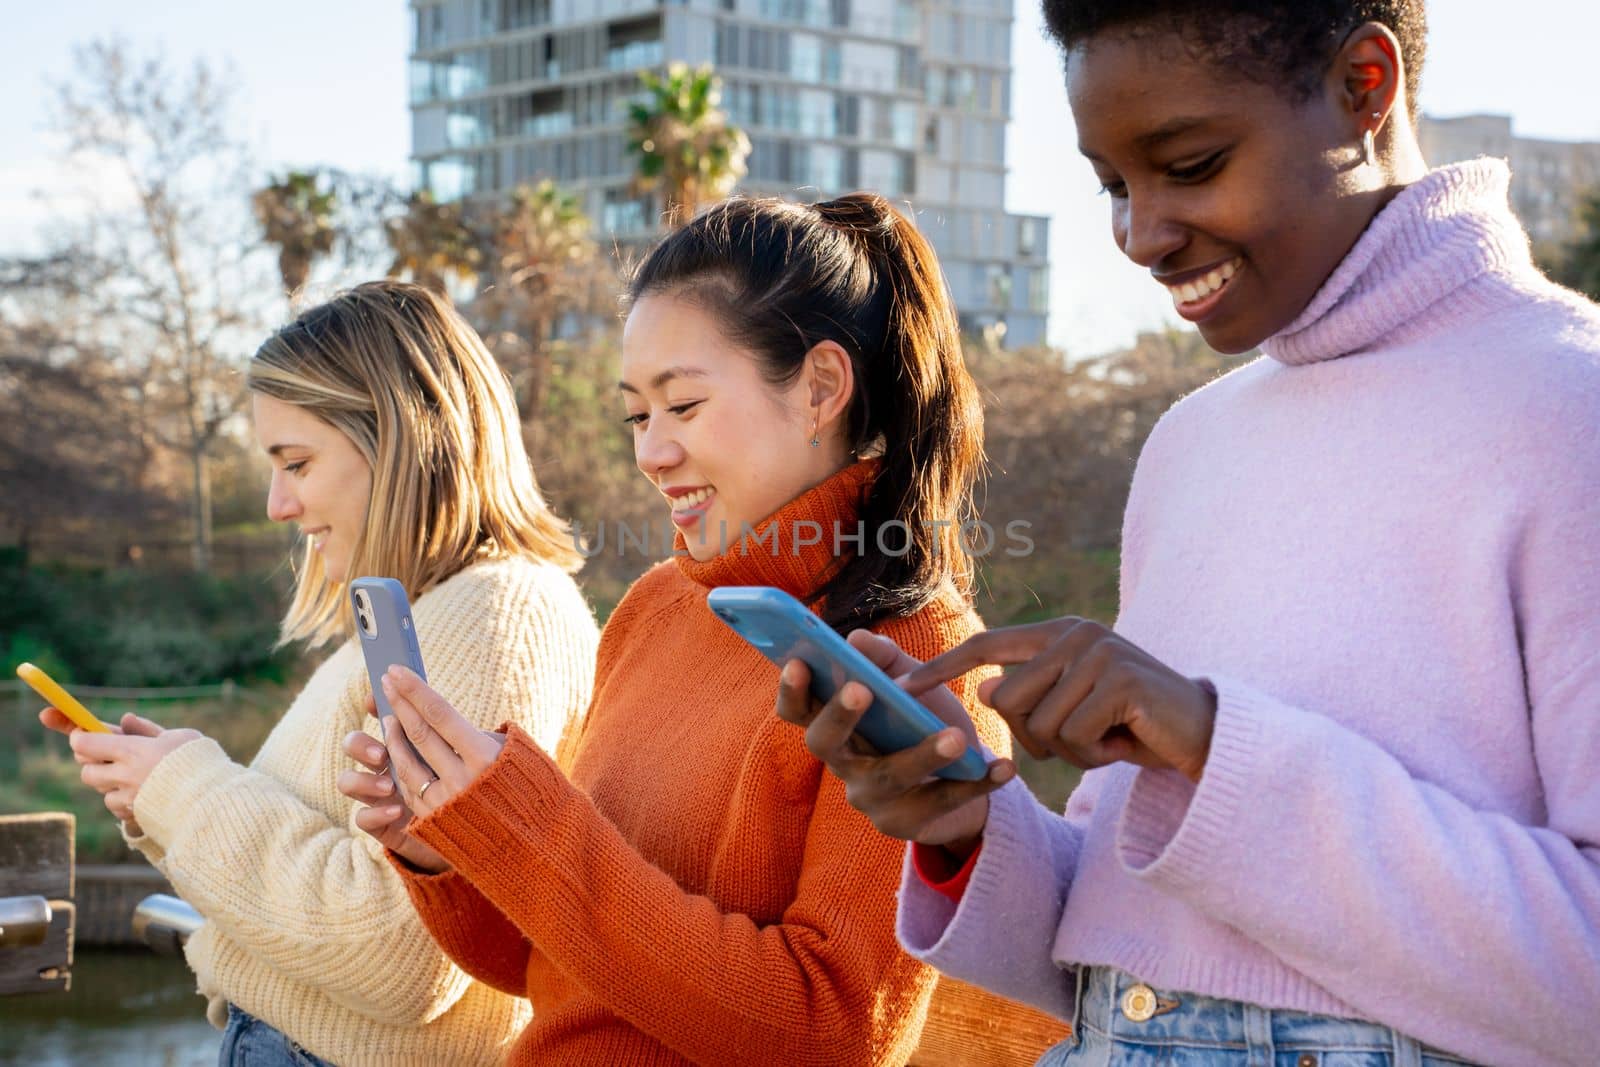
[709,586,988,780]
[349,577,436,788]
[17,663,113,733]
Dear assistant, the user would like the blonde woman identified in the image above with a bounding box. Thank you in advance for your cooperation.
[44,280,598,1066]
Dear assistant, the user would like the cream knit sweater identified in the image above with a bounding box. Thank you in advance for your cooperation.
[125,555,598,1066]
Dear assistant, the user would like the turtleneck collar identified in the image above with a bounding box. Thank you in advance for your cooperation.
[674,458,880,601]
[1262,159,1532,367]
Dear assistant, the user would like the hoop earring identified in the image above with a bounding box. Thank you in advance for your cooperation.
[1362,111,1381,168]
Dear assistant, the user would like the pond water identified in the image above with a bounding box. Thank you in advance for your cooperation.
[0,948,218,1066]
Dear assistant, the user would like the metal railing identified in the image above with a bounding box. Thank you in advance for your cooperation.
[132,894,203,956]
[0,897,52,949]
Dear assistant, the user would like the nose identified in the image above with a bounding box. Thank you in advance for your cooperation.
[1114,188,1187,270]
[634,417,685,480]
[266,469,301,523]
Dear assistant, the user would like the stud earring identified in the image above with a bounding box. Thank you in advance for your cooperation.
[1362,111,1381,167]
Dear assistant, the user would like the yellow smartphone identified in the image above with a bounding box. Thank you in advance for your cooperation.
[16,663,113,733]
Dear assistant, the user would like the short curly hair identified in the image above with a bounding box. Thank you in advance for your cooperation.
[1041,0,1427,118]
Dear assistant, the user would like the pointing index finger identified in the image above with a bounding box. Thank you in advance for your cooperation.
[900,621,1072,696]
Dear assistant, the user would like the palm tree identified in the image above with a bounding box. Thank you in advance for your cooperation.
[480,179,598,426]
[626,62,752,228]
[252,171,337,304]
[384,191,482,296]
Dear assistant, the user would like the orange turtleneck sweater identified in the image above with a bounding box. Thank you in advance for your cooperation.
[396,460,1011,1065]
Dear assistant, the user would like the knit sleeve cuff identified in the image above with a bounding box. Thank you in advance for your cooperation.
[897,776,1037,958]
[407,724,575,876]
[119,818,168,869]
[388,853,477,927]
[911,840,983,902]
[132,735,240,849]
[1118,676,1270,892]
[895,774,1080,1021]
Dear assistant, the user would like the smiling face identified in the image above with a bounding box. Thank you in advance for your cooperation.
[251,392,374,583]
[620,293,849,561]
[1069,30,1384,353]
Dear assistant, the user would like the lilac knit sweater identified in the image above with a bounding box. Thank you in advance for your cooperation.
[897,160,1600,1067]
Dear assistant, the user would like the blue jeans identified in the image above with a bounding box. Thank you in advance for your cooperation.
[219,1005,336,1067]
[1038,967,1481,1066]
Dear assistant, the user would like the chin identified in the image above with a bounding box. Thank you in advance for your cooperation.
[681,519,723,561]
[1197,319,1268,356]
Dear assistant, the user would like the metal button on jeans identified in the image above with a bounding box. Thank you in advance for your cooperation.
[1120,983,1158,1022]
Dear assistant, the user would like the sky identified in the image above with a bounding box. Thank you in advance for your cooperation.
[2,0,1597,356]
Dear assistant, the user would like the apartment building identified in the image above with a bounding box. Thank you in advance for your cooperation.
[408,0,1050,345]
[1420,113,1600,250]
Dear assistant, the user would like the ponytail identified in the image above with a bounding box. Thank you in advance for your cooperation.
[628,194,985,632]
[807,195,984,629]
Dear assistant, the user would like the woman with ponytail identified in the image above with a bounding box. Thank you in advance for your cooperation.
[335,194,1025,1064]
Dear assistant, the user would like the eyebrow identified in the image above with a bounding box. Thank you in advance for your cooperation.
[266,443,311,457]
[1079,116,1215,161]
[1134,116,1213,151]
[617,366,710,393]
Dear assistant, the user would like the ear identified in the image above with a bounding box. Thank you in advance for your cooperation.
[801,340,855,430]
[1331,22,1407,140]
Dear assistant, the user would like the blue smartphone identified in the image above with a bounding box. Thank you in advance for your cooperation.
[707,586,987,781]
[349,577,435,788]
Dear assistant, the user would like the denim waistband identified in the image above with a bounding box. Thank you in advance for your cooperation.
[1070,966,1478,1063]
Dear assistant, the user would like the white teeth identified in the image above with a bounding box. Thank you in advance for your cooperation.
[673,487,713,509]
[1166,257,1241,307]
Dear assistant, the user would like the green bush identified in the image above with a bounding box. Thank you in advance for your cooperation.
[0,749,135,863]
[0,557,291,687]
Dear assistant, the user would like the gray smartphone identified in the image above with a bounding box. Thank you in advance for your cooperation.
[349,576,435,788]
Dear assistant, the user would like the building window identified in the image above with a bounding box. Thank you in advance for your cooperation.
[897,46,919,93]
[1028,266,1050,313]
[446,106,489,148]
[602,189,650,234]
[987,264,1012,311]
[427,157,477,201]
[890,102,917,150]
[895,152,915,197]
[506,0,550,30]
[822,41,842,84]
[791,35,822,82]
[835,94,861,137]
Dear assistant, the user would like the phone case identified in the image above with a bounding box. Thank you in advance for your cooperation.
[349,577,436,785]
[16,662,112,733]
[707,586,987,781]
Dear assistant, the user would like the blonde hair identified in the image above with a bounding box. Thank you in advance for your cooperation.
[248,280,582,647]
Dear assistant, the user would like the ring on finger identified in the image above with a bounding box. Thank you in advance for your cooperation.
[417,777,438,799]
